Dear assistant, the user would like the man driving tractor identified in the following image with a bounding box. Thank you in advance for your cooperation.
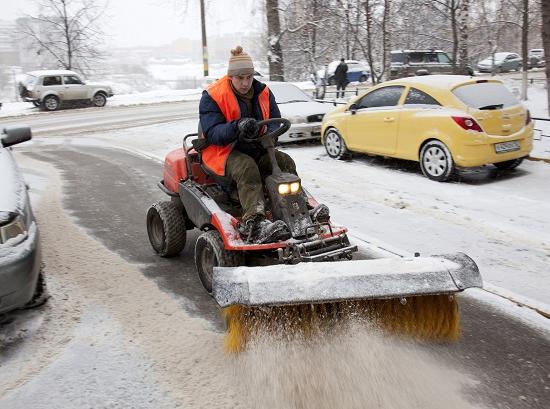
[199,46,329,244]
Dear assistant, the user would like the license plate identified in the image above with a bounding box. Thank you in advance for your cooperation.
[495,140,520,153]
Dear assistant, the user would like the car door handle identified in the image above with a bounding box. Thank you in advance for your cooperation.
[383,117,395,122]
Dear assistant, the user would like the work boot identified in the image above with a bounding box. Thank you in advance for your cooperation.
[238,214,291,244]
[310,204,330,224]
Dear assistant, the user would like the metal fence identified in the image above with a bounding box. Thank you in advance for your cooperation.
[533,117,550,141]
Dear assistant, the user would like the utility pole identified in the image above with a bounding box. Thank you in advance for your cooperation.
[199,0,209,77]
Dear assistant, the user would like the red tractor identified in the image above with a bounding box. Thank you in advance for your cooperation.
[146,119,357,293]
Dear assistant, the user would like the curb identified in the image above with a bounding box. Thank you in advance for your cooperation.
[527,156,550,164]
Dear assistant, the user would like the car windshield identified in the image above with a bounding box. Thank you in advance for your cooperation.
[268,83,311,104]
[391,53,406,64]
[453,82,519,109]
[20,74,38,87]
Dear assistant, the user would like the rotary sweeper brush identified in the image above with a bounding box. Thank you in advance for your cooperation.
[146,118,483,353]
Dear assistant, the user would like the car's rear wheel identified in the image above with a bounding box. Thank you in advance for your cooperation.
[493,158,524,170]
[195,230,243,294]
[419,140,455,182]
[92,92,107,107]
[147,201,187,257]
[359,74,368,82]
[324,128,350,160]
[42,95,59,111]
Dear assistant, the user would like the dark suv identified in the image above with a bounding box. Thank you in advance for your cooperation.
[389,50,473,79]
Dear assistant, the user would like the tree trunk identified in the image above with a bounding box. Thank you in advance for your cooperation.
[364,0,376,84]
[543,0,550,114]
[458,0,469,73]
[266,0,285,81]
[382,0,392,80]
[450,0,458,72]
[520,0,529,100]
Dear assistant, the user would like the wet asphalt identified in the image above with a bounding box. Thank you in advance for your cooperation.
[14,145,550,409]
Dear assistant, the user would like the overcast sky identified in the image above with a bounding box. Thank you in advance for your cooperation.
[2,0,261,48]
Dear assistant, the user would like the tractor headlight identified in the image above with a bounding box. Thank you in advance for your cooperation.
[278,181,301,195]
[290,182,301,193]
[0,215,26,244]
[278,183,290,195]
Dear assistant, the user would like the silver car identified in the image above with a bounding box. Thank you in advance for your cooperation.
[477,52,522,73]
[0,127,47,315]
[18,69,114,111]
[267,82,334,143]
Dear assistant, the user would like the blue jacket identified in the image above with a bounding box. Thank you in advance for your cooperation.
[199,79,281,159]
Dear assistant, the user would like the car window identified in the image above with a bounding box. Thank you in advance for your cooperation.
[43,76,62,86]
[404,88,441,106]
[408,53,424,63]
[391,53,406,64]
[437,53,451,63]
[63,75,83,85]
[453,82,519,109]
[425,53,439,63]
[357,86,405,109]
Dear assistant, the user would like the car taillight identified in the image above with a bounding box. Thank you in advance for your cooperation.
[525,109,531,125]
[452,116,483,132]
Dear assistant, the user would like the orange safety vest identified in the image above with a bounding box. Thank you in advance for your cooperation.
[202,75,270,176]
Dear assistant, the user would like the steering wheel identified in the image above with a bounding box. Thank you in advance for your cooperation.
[240,118,291,144]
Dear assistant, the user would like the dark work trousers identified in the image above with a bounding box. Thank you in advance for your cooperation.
[225,149,297,222]
[336,80,347,98]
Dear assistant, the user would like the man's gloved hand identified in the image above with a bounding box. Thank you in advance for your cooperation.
[237,118,259,141]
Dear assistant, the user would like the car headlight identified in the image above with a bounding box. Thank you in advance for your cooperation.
[0,215,27,244]
[278,181,301,195]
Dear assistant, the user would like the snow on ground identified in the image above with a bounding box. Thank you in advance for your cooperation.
[0,88,204,118]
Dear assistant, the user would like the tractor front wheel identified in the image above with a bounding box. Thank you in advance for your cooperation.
[195,230,243,294]
[147,201,187,257]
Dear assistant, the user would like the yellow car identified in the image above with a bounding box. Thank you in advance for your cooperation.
[321,75,533,181]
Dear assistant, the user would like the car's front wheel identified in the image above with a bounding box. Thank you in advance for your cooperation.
[493,158,524,170]
[42,95,60,111]
[419,140,455,182]
[359,74,368,82]
[324,128,350,160]
[24,269,49,309]
[194,230,243,294]
[92,92,107,107]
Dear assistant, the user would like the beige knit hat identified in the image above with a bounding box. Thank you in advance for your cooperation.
[227,46,254,76]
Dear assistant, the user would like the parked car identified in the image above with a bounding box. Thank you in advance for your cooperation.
[389,50,473,79]
[528,48,545,68]
[321,75,533,181]
[18,69,114,111]
[477,52,522,73]
[0,126,47,315]
[318,60,370,85]
[267,81,334,143]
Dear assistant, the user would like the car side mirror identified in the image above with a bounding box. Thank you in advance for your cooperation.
[349,103,358,115]
[1,126,32,148]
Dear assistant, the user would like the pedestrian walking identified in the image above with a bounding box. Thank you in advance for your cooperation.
[334,59,348,98]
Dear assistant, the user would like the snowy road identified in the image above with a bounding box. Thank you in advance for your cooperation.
[0,101,198,136]
[0,145,548,409]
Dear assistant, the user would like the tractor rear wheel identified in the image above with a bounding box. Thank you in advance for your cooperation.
[195,230,243,294]
[147,201,187,257]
